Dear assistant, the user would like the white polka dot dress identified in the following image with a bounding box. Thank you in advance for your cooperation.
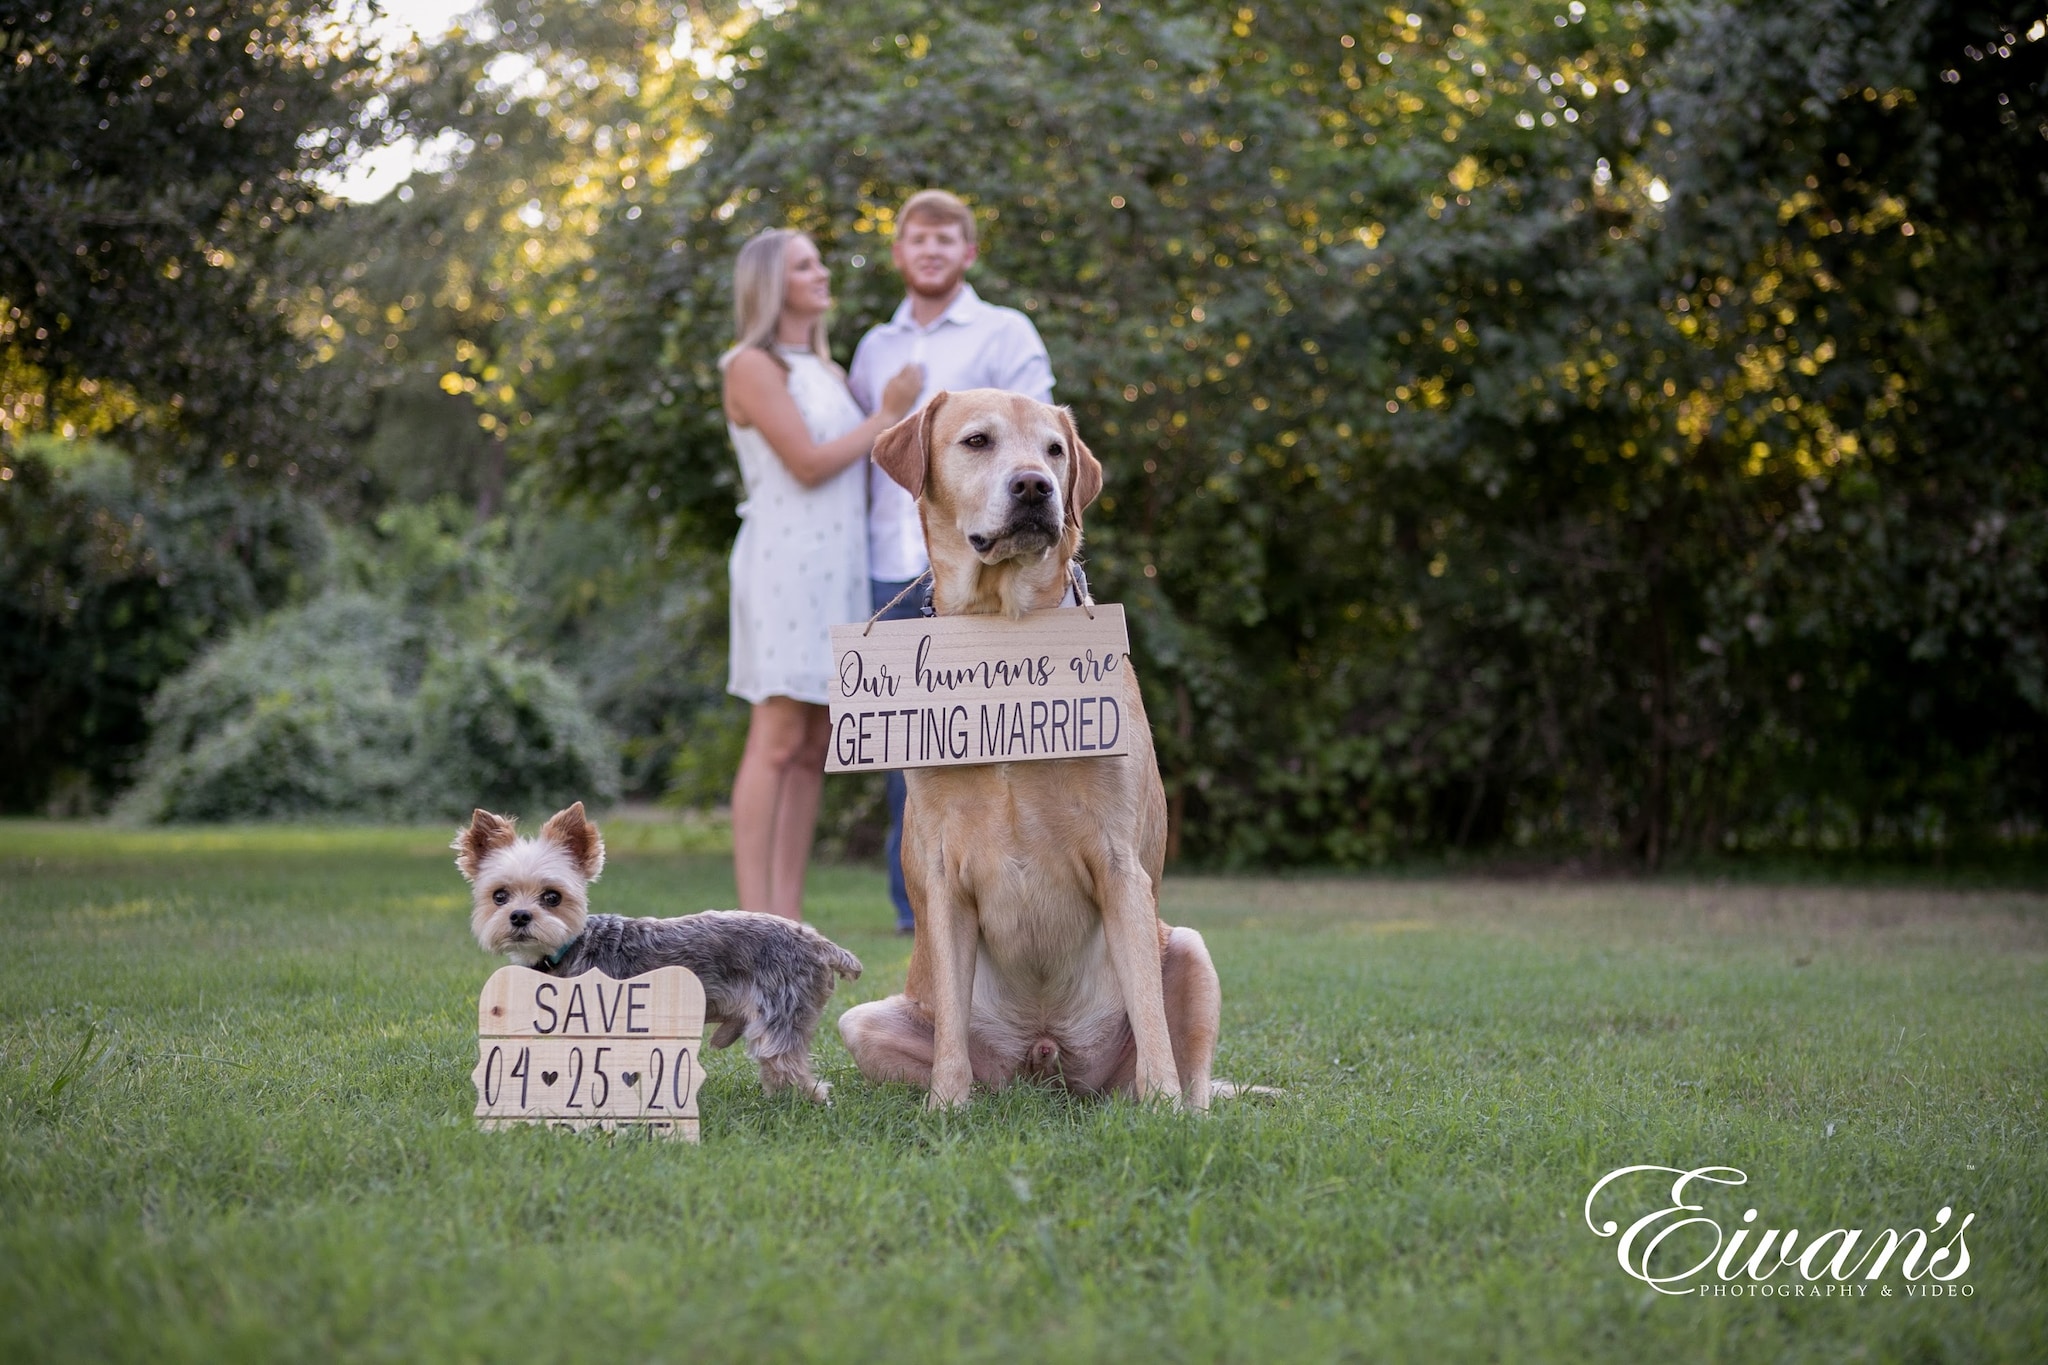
[726,348,870,706]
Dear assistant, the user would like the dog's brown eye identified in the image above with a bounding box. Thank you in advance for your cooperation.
[962,432,989,449]
[1047,442,1064,458]
[492,888,510,905]
[541,889,562,908]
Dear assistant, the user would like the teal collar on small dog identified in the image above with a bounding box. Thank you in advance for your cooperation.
[536,936,583,973]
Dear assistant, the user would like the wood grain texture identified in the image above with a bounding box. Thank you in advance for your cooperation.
[478,963,705,1038]
[473,965,705,1142]
[828,605,1134,772]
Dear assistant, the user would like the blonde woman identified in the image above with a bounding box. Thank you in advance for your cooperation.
[720,228,921,921]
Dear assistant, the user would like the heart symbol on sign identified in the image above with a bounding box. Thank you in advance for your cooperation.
[620,1071,641,1087]
[540,1070,559,1086]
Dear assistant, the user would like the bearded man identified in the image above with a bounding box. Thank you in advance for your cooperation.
[845,189,1056,935]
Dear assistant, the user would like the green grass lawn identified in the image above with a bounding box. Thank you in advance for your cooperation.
[2,820,2042,1363]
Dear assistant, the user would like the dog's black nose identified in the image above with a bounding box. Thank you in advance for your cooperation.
[509,909,532,928]
[1009,470,1054,505]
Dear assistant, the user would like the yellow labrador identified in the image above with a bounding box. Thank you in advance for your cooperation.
[836,389,1221,1110]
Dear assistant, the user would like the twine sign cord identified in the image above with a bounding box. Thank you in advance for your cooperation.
[861,562,1096,632]
[1070,562,1096,619]
[863,570,933,636]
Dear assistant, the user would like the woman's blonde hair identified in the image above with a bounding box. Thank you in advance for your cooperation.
[720,228,834,372]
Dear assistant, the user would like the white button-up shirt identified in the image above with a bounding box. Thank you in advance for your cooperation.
[847,283,1055,580]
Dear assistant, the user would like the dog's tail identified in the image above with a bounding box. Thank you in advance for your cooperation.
[828,943,863,980]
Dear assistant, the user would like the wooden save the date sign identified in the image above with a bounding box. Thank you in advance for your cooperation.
[827,605,1133,772]
[473,965,705,1140]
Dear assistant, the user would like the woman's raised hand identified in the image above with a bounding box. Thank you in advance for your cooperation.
[880,363,924,421]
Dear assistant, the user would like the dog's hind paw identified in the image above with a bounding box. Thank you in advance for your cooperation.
[1209,1080,1284,1101]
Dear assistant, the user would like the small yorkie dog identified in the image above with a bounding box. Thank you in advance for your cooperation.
[456,802,862,1102]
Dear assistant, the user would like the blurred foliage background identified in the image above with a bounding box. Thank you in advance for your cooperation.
[1,0,2041,865]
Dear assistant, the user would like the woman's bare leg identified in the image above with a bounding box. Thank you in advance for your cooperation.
[732,697,828,919]
[765,706,831,919]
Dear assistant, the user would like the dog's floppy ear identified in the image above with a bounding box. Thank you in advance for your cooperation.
[539,801,606,881]
[874,391,948,500]
[453,808,517,881]
[1058,406,1103,530]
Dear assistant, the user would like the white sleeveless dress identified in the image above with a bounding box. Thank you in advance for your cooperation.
[726,348,870,705]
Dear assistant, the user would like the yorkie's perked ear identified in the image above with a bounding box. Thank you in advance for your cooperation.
[1058,407,1103,532]
[453,808,518,881]
[538,801,606,881]
[873,390,949,500]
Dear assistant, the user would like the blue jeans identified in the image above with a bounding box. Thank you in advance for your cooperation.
[870,578,924,930]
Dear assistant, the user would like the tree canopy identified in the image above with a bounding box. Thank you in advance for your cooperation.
[3,1,2042,858]
[519,0,2047,862]
[0,0,391,472]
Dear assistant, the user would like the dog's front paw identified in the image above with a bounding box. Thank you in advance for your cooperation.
[1136,1068,1184,1110]
[924,1085,972,1112]
[925,1056,974,1111]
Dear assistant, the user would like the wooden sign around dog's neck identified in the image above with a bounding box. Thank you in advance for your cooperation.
[827,604,1134,772]
[473,964,705,1140]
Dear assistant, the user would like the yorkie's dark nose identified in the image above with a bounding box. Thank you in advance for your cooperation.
[1009,470,1054,505]
[509,909,533,928]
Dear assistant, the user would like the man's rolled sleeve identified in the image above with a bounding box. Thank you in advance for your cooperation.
[995,316,1056,404]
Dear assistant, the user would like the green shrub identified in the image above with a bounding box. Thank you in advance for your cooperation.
[119,595,415,822]
[0,437,326,813]
[410,645,621,819]
[138,669,416,823]
[502,499,733,801]
[121,591,617,824]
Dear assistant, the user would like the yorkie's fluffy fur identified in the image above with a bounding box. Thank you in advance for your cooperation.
[456,802,862,1101]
